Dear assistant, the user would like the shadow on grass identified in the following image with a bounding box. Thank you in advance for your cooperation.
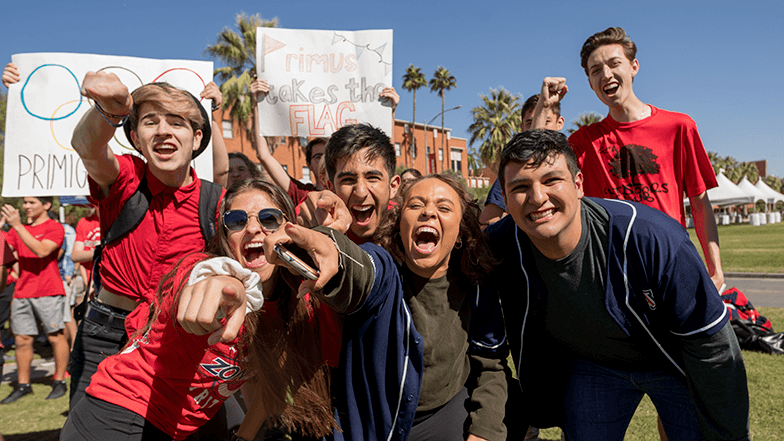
[4,429,60,441]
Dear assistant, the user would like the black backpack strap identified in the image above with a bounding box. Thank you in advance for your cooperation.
[198,179,223,245]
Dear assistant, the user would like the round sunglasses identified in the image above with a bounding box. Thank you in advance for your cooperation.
[223,208,285,232]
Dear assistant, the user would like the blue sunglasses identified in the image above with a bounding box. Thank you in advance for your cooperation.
[223,208,285,232]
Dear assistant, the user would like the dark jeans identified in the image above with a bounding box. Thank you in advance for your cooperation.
[408,387,469,441]
[67,302,128,411]
[61,394,172,441]
[563,359,701,441]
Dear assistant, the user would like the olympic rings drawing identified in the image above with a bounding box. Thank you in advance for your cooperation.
[49,99,82,151]
[153,68,207,101]
[21,64,83,121]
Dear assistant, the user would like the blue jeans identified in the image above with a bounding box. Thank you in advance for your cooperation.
[563,359,701,441]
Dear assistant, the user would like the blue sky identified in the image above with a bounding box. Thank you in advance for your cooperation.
[3,0,782,177]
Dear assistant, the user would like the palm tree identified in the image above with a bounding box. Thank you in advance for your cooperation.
[567,111,603,134]
[205,12,278,151]
[738,162,759,184]
[401,65,427,166]
[429,67,457,171]
[467,88,521,171]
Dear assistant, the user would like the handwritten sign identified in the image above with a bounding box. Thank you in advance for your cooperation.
[3,53,214,197]
[256,28,393,138]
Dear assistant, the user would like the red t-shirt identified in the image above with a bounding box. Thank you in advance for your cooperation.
[87,253,247,440]
[6,219,65,299]
[88,155,224,334]
[287,178,317,207]
[74,213,101,283]
[569,106,717,227]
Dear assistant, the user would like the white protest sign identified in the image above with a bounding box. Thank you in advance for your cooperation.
[3,53,214,197]
[256,28,393,138]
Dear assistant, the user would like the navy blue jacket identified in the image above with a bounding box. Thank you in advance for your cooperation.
[484,197,748,439]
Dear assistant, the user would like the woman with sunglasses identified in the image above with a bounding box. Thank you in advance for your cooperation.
[61,179,339,441]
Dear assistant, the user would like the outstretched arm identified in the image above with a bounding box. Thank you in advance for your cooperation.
[531,77,568,130]
[202,82,229,187]
[689,191,724,292]
[250,80,291,191]
[71,71,130,196]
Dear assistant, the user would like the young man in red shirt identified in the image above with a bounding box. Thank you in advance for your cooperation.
[71,205,100,298]
[532,27,724,294]
[65,71,228,413]
[1,197,69,403]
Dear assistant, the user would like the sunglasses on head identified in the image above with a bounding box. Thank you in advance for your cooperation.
[223,208,285,232]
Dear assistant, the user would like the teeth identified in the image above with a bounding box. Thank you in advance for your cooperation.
[244,242,263,250]
[415,226,439,238]
[353,205,372,212]
[528,208,555,221]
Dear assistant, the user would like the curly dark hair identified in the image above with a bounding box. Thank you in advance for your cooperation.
[375,174,496,285]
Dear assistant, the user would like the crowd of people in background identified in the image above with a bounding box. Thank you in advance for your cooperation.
[0,26,751,441]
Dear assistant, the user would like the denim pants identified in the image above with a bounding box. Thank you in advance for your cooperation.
[563,359,701,441]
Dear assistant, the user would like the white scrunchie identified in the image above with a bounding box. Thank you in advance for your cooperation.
[187,257,264,315]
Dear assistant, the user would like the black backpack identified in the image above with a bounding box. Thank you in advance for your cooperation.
[74,177,223,320]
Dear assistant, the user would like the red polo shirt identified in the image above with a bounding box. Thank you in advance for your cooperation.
[6,219,65,299]
[74,213,101,283]
[89,154,223,334]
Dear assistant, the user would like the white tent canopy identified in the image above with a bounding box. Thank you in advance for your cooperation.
[684,171,754,207]
[754,179,784,204]
[737,176,768,203]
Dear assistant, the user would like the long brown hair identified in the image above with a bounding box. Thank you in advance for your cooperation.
[146,179,337,436]
[375,173,496,285]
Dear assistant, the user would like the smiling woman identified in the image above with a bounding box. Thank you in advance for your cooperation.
[375,174,506,441]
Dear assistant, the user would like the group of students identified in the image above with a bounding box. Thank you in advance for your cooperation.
[1,25,751,441]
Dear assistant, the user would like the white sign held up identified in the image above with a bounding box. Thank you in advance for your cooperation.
[255,28,393,138]
[3,53,214,197]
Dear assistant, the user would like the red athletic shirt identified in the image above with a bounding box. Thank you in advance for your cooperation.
[87,253,247,440]
[287,177,317,207]
[6,219,65,299]
[88,155,223,334]
[569,106,717,227]
[74,213,101,283]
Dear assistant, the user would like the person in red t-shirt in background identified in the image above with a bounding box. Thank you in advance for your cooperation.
[1,197,69,404]
[532,27,724,294]
[71,205,101,300]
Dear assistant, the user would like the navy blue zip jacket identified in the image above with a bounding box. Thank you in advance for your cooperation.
[484,197,749,440]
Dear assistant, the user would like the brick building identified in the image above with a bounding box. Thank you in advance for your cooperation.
[218,112,489,188]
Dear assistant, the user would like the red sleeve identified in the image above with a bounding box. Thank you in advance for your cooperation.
[680,117,717,197]
[568,127,589,170]
[88,155,146,227]
[287,178,315,205]
[75,218,87,242]
[44,220,65,249]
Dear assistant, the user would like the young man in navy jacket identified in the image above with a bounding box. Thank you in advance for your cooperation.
[485,129,749,440]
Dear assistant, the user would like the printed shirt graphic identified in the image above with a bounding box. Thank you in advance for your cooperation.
[569,106,716,227]
[86,253,248,440]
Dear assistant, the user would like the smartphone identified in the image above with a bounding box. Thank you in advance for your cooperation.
[274,243,319,280]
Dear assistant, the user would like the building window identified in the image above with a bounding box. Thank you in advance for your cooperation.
[438,149,443,162]
[302,166,312,184]
[451,148,462,173]
[395,143,401,157]
[410,143,417,159]
[222,120,233,139]
[299,137,308,147]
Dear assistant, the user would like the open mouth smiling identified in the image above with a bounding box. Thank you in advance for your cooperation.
[242,241,267,268]
[351,205,374,224]
[528,208,556,222]
[413,226,440,254]
[603,82,619,95]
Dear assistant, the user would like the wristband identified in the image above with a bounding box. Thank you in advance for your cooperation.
[188,257,264,314]
[94,102,131,128]
[212,101,221,112]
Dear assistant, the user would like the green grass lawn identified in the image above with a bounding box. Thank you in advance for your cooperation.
[688,221,784,273]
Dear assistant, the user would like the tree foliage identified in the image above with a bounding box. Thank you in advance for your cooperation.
[429,67,456,169]
[567,111,603,134]
[205,12,278,149]
[401,65,427,164]
[708,151,759,184]
[467,88,521,170]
